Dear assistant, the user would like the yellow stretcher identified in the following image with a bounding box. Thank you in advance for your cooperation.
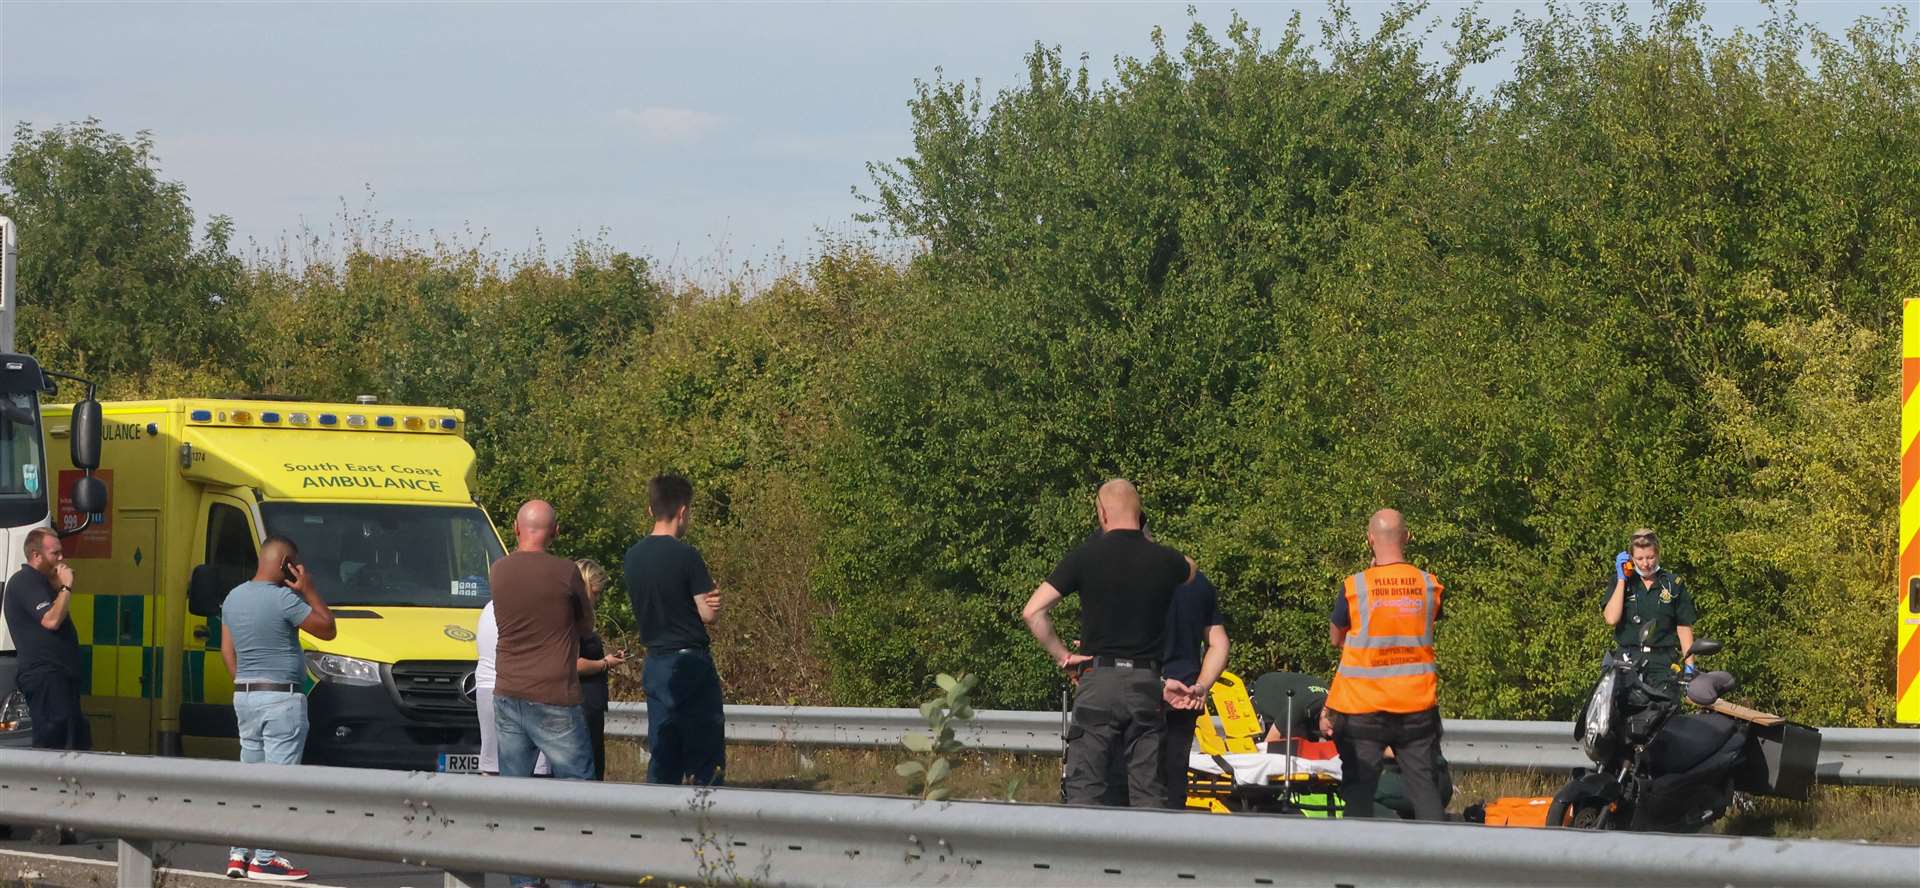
[1181,671,1345,816]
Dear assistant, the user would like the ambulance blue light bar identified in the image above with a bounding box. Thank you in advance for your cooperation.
[184,407,458,431]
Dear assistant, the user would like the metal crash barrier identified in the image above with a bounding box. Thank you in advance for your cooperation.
[606,704,1920,786]
[3,748,1917,887]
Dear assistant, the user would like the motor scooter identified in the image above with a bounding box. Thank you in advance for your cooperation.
[1550,638,1749,832]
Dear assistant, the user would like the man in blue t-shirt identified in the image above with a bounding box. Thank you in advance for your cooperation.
[625,474,725,786]
[219,535,336,882]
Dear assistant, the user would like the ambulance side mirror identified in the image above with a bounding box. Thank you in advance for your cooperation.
[188,563,238,618]
[71,475,106,515]
[70,398,102,470]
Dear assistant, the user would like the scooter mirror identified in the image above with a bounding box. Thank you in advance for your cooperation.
[1686,638,1722,658]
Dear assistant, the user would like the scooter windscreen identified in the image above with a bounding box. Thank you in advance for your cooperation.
[1580,667,1619,763]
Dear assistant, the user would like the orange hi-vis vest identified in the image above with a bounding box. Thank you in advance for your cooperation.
[1325,563,1441,715]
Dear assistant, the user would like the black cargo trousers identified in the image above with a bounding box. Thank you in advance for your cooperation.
[1063,663,1166,807]
[1330,707,1446,820]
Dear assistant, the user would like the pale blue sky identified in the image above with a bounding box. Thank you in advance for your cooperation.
[0,1,1894,278]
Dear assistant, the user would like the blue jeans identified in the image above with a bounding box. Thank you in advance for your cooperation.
[641,649,725,786]
[494,694,595,888]
[230,690,308,863]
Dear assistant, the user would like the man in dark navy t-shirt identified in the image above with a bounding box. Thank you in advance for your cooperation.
[1023,479,1195,807]
[625,473,725,786]
[1160,568,1227,809]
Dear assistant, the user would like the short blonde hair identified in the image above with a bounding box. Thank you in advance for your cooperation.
[1629,528,1660,552]
[575,558,610,597]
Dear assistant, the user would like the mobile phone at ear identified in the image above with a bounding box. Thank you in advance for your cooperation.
[281,560,299,584]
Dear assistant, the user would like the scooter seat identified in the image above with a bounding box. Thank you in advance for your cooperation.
[1647,712,1740,777]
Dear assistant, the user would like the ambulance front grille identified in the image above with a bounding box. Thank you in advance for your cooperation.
[387,660,477,718]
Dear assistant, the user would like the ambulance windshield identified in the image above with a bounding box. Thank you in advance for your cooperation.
[260,503,506,608]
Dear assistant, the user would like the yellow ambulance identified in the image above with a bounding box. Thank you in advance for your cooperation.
[41,397,505,770]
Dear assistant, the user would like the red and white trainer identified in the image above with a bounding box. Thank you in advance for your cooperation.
[246,856,311,882]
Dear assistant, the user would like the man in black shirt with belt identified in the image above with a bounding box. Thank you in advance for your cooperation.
[1023,479,1195,807]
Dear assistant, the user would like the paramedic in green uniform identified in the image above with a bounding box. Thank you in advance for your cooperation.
[1603,528,1698,681]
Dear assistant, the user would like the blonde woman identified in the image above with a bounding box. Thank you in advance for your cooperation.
[574,558,625,780]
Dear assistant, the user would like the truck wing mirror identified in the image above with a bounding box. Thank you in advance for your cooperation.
[70,397,102,470]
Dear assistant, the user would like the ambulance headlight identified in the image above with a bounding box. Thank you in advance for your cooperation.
[306,652,383,687]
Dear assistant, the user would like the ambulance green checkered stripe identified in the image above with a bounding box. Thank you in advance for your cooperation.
[144,646,165,700]
[185,649,206,703]
[88,594,148,647]
[75,643,165,700]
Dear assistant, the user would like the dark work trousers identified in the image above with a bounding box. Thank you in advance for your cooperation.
[585,707,607,780]
[1161,705,1202,809]
[641,649,726,786]
[18,669,91,751]
[1063,665,1165,807]
[1330,707,1445,820]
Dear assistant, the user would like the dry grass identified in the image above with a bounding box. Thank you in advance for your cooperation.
[606,738,1920,844]
[606,739,1064,803]
[1718,785,1920,844]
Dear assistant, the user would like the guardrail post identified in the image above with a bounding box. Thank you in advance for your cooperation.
[444,869,486,888]
[116,838,154,888]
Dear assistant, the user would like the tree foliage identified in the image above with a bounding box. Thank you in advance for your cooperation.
[834,0,1918,720]
[0,119,244,380]
[3,2,1915,724]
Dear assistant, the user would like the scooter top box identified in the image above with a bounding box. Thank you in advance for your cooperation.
[1736,720,1820,802]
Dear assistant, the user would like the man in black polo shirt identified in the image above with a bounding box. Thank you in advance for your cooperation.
[1023,479,1194,807]
[2,528,88,754]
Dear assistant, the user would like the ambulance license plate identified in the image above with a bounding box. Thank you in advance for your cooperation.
[437,753,480,773]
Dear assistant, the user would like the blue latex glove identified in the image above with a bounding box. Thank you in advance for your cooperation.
[1682,663,1698,679]
[1614,551,1632,581]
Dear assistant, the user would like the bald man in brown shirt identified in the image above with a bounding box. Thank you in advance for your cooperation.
[492,500,596,786]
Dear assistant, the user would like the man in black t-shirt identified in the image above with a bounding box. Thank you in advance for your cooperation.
[2,528,89,753]
[625,474,725,786]
[1023,479,1195,807]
